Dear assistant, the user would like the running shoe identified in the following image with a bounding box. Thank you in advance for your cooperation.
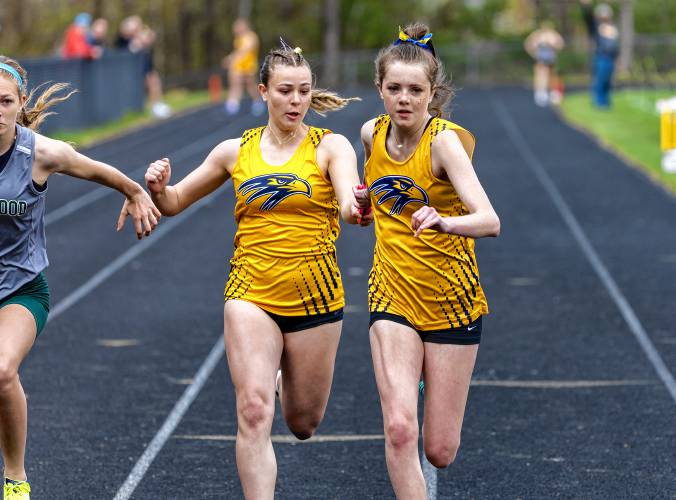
[4,479,31,499]
[225,99,240,116]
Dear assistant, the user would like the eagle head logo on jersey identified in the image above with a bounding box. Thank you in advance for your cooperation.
[239,173,312,210]
[370,175,429,215]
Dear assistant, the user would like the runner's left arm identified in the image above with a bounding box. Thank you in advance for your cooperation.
[411,130,499,238]
[321,133,372,226]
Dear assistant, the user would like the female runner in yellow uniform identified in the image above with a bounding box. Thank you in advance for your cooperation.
[222,18,264,115]
[145,43,370,498]
[359,24,500,499]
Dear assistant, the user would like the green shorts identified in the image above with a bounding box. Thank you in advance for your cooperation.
[0,273,51,336]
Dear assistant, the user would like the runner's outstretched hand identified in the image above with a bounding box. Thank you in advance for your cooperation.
[116,187,161,239]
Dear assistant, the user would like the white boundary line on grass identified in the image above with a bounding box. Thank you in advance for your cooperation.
[492,98,676,405]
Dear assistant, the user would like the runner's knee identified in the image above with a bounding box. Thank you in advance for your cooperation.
[237,391,274,432]
[0,361,19,393]
[286,414,321,441]
[425,437,460,468]
[385,414,418,450]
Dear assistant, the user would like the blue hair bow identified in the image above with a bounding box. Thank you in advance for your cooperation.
[393,30,434,53]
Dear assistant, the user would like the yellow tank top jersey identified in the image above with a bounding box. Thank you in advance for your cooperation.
[225,126,344,316]
[232,33,258,74]
[364,115,488,330]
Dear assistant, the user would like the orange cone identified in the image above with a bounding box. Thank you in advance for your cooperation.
[208,74,222,103]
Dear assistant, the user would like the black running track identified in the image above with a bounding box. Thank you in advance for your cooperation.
[15,88,676,499]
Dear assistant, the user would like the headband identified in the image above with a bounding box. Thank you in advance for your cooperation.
[0,63,24,90]
[393,29,434,54]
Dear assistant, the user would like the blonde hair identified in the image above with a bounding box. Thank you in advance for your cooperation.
[259,42,359,116]
[0,56,76,131]
[374,23,454,118]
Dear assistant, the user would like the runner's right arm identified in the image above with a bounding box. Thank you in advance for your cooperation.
[145,138,239,216]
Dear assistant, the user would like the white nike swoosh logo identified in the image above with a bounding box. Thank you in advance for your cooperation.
[468,325,477,331]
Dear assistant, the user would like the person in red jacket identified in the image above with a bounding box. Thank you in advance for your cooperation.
[62,13,100,60]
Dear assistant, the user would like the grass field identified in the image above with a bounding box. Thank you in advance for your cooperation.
[53,89,212,147]
[559,88,676,194]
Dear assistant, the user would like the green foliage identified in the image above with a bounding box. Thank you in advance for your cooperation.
[560,89,676,194]
[52,89,211,147]
[1,0,673,81]
[634,0,676,34]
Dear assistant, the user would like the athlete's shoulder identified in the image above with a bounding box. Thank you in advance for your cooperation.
[430,117,475,159]
[361,114,388,145]
[315,131,348,147]
[308,126,332,147]
[239,126,265,147]
[33,132,75,170]
[214,137,241,157]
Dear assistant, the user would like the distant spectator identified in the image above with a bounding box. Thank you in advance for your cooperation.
[88,18,109,55]
[222,18,264,116]
[138,25,171,118]
[113,17,170,118]
[524,21,565,107]
[580,0,620,108]
[114,15,142,52]
[62,13,100,59]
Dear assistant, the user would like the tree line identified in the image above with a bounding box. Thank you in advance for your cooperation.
[1,0,674,78]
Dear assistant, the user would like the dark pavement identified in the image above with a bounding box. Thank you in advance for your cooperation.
[15,88,676,499]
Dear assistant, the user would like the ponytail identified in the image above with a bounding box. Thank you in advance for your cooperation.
[0,56,75,131]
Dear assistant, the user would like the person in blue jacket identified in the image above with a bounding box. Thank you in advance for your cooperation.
[580,0,620,108]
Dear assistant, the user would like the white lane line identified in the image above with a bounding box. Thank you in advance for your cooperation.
[423,455,437,499]
[48,188,222,322]
[471,379,653,388]
[45,123,235,227]
[113,339,225,500]
[492,98,676,405]
[113,107,379,499]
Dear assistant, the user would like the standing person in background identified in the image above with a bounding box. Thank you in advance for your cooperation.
[580,0,620,108]
[88,18,110,56]
[144,42,369,498]
[222,18,265,116]
[62,13,100,60]
[115,16,170,119]
[135,25,171,119]
[0,56,159,500]
[358,23,499,499]
[114,15,142,51]
[524,21,565,107]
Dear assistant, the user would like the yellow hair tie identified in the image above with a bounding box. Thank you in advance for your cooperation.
[294,46,303,55]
